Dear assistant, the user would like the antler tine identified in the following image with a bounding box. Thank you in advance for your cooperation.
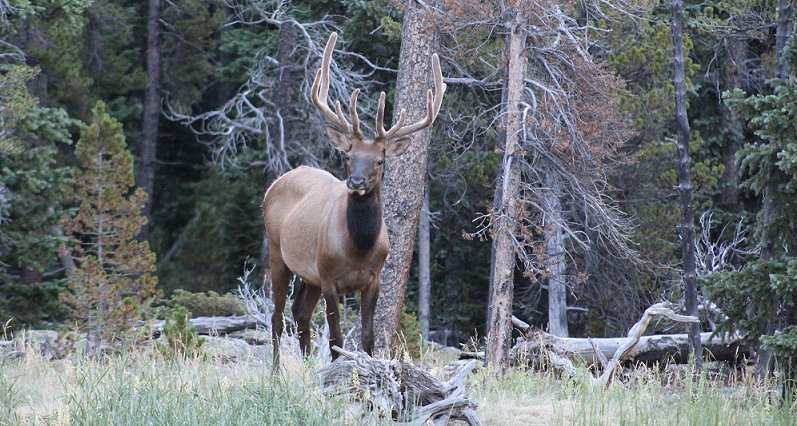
[378,53,446,141]
[375,91,406,139]
[311,32,352,133]
[349,89,361,137]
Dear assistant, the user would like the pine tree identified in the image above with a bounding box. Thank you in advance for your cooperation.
[61,101,158,344]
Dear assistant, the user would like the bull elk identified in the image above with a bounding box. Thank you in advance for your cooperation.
[262,32,445,363]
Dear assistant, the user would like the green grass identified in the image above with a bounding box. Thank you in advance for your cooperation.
[1,349,794,425]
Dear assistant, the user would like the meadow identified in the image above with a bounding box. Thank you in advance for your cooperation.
[1,345,794,426]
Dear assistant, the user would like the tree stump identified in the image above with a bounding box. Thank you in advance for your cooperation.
[317,347,481,425]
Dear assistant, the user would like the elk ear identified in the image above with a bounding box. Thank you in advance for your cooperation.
[385,138,412,158]
[325,126,352,152]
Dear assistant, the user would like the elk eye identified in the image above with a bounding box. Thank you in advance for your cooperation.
[377,160,383,165]
[343,153,350,161]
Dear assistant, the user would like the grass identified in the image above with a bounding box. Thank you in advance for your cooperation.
[1,347,795,426]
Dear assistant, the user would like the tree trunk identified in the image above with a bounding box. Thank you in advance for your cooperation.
[138,0,161,241]
[261,14,301,292]
[670,0,702,373]
[718,40,747,210]
[374,3,439,356]
[276,16,301,122]
[775,0,793,80]
[757,0,794,379]
[485,59,511,337]
[543,170,568,337]
[418,187,431,339]
[486,10,527,372]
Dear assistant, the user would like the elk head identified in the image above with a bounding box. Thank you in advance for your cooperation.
[311,32,446,197]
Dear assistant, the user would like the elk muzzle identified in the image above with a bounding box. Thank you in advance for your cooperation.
[347,175,366,195]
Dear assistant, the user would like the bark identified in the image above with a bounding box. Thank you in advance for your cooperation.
[418,187,431,339]
[138,0,161,241]
[261,15,301,291]
[485,62,511,336]
[543,170,568,337]
[486,10,527,372]
[670,0,702,372]
[374,3,439,356]
[775,0,793,80]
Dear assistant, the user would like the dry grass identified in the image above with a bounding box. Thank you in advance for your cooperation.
[1,344,794,426]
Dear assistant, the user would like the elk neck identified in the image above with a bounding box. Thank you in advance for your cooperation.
[345,188,383,254]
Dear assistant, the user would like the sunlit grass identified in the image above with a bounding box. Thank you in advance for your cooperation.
[470,363,795,426]
[1,346,794,426]
[0,350,356,426]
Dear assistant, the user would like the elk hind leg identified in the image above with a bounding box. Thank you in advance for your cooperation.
[293,282,321,358]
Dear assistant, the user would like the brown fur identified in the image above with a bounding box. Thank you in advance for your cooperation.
[263,164,387,362]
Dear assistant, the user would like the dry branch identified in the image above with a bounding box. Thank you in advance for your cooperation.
[317,346,481,425]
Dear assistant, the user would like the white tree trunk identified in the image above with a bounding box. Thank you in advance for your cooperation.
[418,188,431,339]
[543,170,568,337]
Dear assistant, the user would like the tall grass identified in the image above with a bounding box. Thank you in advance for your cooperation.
[0,351,365,426]
[472,364,795,426]
[2,348,794,425]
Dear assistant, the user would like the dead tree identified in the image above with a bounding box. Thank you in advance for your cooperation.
[670,0,702,372]
[486,4,527,372]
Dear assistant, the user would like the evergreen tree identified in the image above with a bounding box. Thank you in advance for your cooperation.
[61,102,158,344]
[0,64,76,328]
[710,76,797,370]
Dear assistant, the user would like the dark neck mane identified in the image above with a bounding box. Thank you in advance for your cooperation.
[346,190,382,254]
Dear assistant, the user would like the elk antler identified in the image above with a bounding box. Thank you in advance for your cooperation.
[311,32,362,138]
[375,53,446,141]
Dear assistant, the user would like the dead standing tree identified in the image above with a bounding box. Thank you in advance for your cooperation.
[670,0,702,373]
[437,0,638,369]
[445,1,635,367]
[485,5,527,372]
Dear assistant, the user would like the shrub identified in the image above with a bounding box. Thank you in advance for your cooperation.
[170,289,245,317]
[157,305,204,358]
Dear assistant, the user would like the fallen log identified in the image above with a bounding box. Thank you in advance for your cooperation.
[513,303,750,388]
[141,315,259,336]
[514,330,748,366]
[318,346,481,425]
[512,303,751,389]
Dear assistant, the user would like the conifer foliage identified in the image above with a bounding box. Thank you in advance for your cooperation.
[61,102,158,343]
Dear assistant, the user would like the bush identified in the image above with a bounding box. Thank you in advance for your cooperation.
[170,289,245,317]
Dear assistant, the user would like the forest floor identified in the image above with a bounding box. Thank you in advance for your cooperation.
[0,344,794,425]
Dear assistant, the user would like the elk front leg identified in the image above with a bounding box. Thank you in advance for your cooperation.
[360,281,379,355]
[322,287,343,361]
[269,252,291,370]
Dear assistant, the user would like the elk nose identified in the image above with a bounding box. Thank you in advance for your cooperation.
[347,176,366,189]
